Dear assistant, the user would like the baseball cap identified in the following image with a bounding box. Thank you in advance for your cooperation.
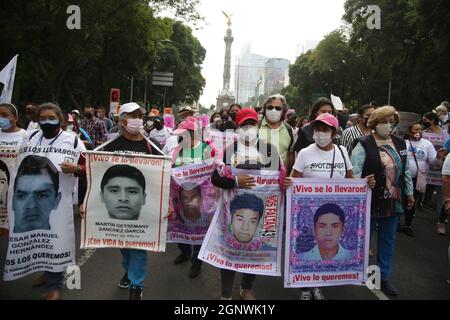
[178,106,194,115]
[71,109,81,116]
[118,103,145,117]
[236,108,259,126]
[173,116,199,135]
[312,113,339,130]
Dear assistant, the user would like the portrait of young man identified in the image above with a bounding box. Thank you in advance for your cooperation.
[229,193,264,244]
[100,165,147,221]
[12,155,61,233]
[301,203,354,261]
[178,181,202,224]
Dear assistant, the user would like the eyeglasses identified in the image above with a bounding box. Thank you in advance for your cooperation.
[266,105,282,111]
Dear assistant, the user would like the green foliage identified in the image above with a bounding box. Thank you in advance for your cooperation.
[288,0,450,114]
[0,0,204,110]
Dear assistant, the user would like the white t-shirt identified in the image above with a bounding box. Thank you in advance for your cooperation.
[149,127,172,148]
[162,135,179,156]
[406,138,437,178]
[293,144,353,178]
[0,129,27,148]
[442,153,450,176]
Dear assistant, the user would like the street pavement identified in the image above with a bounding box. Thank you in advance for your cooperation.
[0,206,449,300]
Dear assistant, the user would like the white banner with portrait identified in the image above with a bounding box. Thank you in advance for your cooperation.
[4,133,84,281]
[199,169,284,276]
[81,151,171,252]
[0,148,18,229]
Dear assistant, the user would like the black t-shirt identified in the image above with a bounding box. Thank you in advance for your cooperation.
[101,135,162,155]
[221,121,238,132]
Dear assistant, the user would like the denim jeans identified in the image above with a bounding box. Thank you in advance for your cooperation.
[220,269,255,298]
[45,271,64,291]
[371,215,399,280]
[178,243,202,265]
[120,249,147,289]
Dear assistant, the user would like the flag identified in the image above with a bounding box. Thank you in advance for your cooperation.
[0,55,18,104]
[330,94,343,111]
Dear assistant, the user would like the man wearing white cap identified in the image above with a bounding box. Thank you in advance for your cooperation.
[81,102,163,300]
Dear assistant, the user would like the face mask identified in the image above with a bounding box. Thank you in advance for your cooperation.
[213,117,221,123]
[40,120,61,136]
[376,123,393,138]
[146,121,154,127]
[124,118,143,135]
[411,133,421,141]
[230,112,237,121]
[0,117,12,130]
[85,113,93,119]
[238,125,258,143]
[422,122,431,130]
[440,115,448,124]
[155,123,163,130]
[67,124,74,132]
[266,109,282,123]
[313,131,332,148]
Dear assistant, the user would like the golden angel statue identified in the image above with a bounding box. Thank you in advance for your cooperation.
[222,11,233,28]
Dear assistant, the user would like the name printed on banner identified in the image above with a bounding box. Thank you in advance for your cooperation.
[95,221,149,234]
[91,153,164,166]
[293,184,367,194]
[8,233,59,254]
[261,195,278,240]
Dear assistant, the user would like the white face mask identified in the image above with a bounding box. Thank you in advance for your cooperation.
[440,115,448,124]
[125,118,143,135]
[147,120,154,127]
[266,109,282,123]
[376,123,393,138]
[313,131,332,148]
[238,125,258,144]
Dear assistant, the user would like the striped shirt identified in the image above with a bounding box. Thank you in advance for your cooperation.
[340,125,365,156]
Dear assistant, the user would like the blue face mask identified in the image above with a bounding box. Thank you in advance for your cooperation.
[0,117,12,130]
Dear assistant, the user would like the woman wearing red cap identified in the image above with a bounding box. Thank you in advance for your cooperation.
[292,112,375,300]
[211,108,292,300]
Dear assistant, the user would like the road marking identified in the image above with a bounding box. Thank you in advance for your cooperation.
[370,289,390,300]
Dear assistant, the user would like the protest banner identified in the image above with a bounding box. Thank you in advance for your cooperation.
[0,148,18,229]
[163,114,175,129]
[167,160,219,244]
[199,169,283,276]
[203,130,237,158]
[422,132,448,186]
[285,179,371,288]
[81,151,171,252]
[3,132,84,281]
[109,88,120,115]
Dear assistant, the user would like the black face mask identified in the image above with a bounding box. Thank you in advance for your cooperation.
[230,112,237,121]
[422,122,431,129]
[40,122,61,138]
[85,113,93,119]
[155,124,163,130]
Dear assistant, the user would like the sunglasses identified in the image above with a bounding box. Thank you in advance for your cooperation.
[266,105,282,111]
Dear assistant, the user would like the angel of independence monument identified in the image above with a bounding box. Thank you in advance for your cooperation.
[216,12,236,110]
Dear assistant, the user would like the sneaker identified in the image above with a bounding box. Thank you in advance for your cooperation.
[174,254,190,265]
[311,287,325,300]
[188,263,202,279]
[381,279,399,297]
[299,289,313,300]
[396,223,402,233]
[240,287,256,300]
[118,272,130,289]
[402,226,415,237]
[44,289,62,300]
[129,286,143,300]
[437,223,447,236]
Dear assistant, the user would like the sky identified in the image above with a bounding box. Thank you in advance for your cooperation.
[178,0,347,107]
